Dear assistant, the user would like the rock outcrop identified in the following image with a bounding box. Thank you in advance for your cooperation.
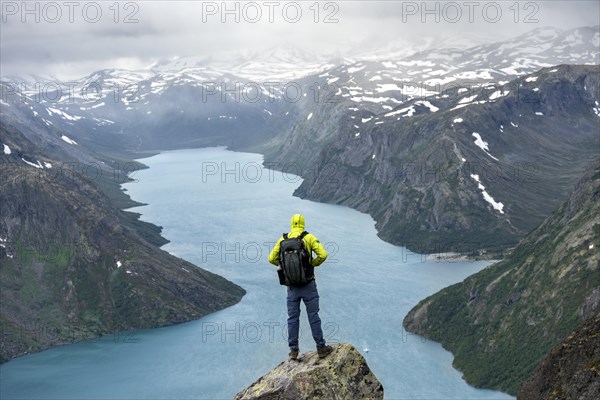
[518,314,600,400]
[234,343,384,400]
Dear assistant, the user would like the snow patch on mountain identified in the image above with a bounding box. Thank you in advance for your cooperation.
[348,65,366,73]
[375,83,403,93]
[472,132,499,161]
[48,107,82,121]
[470,174,504,214]
[472,132,489,151]
[89,102,105,109]
[21,157,44,169]
[385,105,415,118]
[489,90,510,100]
[418,100,439,112]
[382,100,440,118]
[454,69,494,80]
[61,135,78,145]
[459,94,479,104]
[351,96,396,104]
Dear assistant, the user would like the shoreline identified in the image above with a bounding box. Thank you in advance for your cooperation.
[425,252,470,262]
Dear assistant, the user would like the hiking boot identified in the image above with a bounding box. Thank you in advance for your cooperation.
[288,349,299,361]
[317,345,333,358]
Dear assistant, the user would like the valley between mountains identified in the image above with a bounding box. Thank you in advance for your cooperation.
[1,25,598,395]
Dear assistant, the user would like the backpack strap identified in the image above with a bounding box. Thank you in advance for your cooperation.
[299,231,309,239]
[283,233,288,240]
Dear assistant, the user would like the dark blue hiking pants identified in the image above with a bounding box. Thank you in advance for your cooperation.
[286,279,326,350]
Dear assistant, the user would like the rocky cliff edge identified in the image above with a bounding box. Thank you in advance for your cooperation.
[234,343,384,400]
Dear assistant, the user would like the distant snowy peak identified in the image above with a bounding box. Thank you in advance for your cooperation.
[146,46,335,81]
[2,25,598,133]
[254,46,325,65]
[353,32,487,62]
[465,25,599,64]
[81,69,154,86]
[313,25,598,111]
[146,56,213,72]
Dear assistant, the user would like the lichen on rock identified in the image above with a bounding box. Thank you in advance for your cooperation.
[234,343,384,400]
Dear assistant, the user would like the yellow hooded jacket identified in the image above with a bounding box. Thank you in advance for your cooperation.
[268,214,328,268]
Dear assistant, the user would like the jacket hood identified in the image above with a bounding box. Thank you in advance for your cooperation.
[290,214,305,230]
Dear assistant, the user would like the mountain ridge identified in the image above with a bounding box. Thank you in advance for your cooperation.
[266,64,600,254]
[402,161,599,394]
[0,120,246,363]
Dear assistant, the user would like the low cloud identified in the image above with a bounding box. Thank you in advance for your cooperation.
[1,0,598,79]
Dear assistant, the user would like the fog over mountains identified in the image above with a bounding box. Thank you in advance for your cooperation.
[2,26,597,146]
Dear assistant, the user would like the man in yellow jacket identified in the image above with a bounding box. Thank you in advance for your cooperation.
[268,214,332,360]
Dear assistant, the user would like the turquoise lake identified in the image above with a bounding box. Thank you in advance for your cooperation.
[0,147,514,399]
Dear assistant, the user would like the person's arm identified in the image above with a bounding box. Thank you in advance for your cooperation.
[268,237,283,266]
[307,234,328,266]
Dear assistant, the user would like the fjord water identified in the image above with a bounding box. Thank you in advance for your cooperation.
[0,147,513,400]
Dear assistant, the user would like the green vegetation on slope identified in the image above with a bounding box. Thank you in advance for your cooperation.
[403,162,600,394]
[518,313,600,400]
[0,123,246,363]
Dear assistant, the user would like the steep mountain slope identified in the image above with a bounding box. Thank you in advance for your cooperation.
[0,122,246,363]
[287,65,600,253]
[403,162,599,394]
[0,82,171,244]
[1,70,280,154]
[518,314,600,400]
[2,26,598,256]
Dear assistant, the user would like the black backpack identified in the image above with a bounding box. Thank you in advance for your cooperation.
[278,231,314,287]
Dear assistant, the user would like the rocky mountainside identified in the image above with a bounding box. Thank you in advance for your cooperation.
[518,314,600,400]
[0,120,246,363]
[0,72,279,155]
[281,65,599,253]
[403,162,599,394]
[249,27,599,254]
[234,343,383,400]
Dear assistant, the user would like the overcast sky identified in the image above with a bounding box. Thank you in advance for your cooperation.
[1,0,599,79]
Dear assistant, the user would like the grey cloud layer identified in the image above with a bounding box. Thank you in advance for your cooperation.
[1,1,598,79]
